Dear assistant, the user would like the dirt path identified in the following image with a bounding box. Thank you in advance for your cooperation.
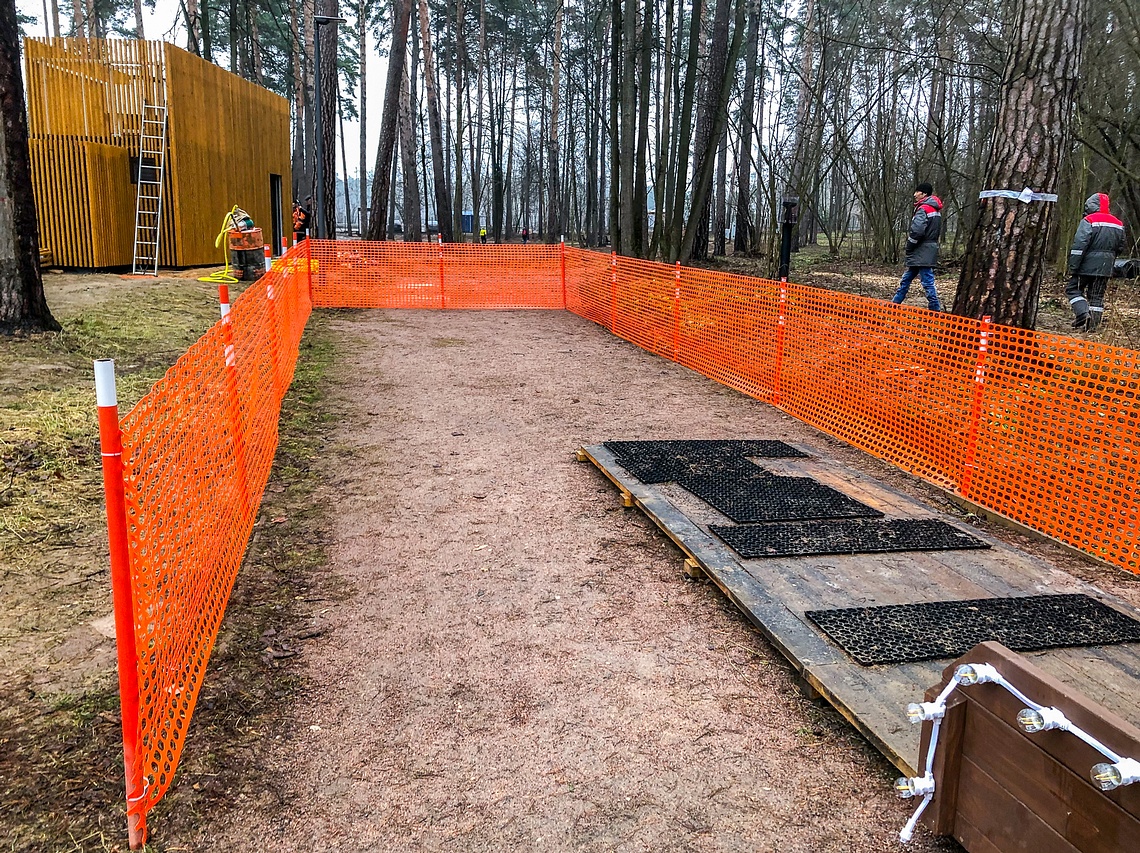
[194,308,962,852]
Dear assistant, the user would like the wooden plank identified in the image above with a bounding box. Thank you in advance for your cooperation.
[961,699,1140,851]
[581,443,1140,794]
[580,445,845,673]
[947,643,1140,815]
[955,756,1082,853]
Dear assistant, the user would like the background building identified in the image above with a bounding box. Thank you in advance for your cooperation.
[24,38,291,268]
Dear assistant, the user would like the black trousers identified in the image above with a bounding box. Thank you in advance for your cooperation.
[1066,274,1109,331]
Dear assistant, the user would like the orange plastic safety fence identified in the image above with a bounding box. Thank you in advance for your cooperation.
[108,238,1140,839]
[565,246,1140,573]
[116,245,312,817]
[308,239,566,309]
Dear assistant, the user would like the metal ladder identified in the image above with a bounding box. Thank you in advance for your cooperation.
[131,102,167,276]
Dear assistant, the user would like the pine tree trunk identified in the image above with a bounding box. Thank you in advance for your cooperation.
[679,0,742,262]
[418,0,452,241]
[366,0,411,239]
[0,0,58,334]
[302,0,317,201]
[318,0,339,235]
[952,0,1087,328]
[133,0,143,37]
[291,0,305,202]
[662,0,702,261]
[546,1,563,242]
[358,0,367,234]
[632,0,651,256]
[734,0,758,253]
[399,62,422,240]
[714,122,727,255]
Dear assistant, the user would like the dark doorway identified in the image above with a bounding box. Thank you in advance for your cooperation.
[270,174,284,255]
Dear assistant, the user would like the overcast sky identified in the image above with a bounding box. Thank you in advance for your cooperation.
[17,0,388,187]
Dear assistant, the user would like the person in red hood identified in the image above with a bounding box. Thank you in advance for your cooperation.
[1067,192,1125,332]
[891,182,943,311]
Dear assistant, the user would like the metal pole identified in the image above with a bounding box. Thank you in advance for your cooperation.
[779,196,798,283]
[94,359,146,849]
[313,24,325,240]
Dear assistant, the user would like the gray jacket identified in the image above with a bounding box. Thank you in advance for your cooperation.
[1069,193,1125,278]
[904,195,942,268]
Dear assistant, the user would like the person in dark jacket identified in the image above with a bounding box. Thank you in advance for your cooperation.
[1067,193,1125,332]
[891,182,943,311]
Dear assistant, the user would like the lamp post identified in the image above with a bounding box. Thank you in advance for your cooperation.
[313,14,347,239]
[778,196,799,283]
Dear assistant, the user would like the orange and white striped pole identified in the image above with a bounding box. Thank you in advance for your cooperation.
[281,236,288,256]
[94,359,147,849]
[218,283,231,318]
[264,244,272,272]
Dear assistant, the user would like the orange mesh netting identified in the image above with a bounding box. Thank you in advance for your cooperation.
[116,246,311,816]
[108,238,1140,836]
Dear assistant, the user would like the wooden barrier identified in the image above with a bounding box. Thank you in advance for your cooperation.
[920,642,1140,852]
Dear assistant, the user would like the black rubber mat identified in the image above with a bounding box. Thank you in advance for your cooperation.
[806,593,1140,666]
[711,518,989,558]
[603,439,877,522]
[684,472,882,523]
[605,439,807,484]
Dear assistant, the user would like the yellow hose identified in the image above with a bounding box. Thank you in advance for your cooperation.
[198,205,243,283]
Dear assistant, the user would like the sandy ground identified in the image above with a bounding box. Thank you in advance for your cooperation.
[186,308,966,852]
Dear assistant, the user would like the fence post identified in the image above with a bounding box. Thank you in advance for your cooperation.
[438,233,447,309]
[218,283,231,318]
[959,315,992,499]
[610,251,618,332]
[265,277,284,400]
[94,359,147,850]
[220,313,253,511]
[673,261,681,361]
[560,235,567,308]
[305,236,313,306]
[773,284,788,406]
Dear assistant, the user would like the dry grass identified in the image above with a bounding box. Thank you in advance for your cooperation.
[0,275,340,852]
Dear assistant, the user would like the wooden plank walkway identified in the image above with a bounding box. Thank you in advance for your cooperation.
[578,443,1140,776]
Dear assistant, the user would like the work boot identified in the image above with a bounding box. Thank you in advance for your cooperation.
[1072,314,1088,330]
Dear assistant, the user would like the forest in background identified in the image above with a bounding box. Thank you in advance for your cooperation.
[21,0,1140,309]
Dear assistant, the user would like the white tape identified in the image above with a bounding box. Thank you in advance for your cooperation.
[94,359,117,407]
[979,188,1058,203]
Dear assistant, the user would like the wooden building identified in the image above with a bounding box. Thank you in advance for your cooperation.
[23,38,291,268]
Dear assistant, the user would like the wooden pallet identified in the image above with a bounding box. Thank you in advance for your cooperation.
[578,443,1140,776]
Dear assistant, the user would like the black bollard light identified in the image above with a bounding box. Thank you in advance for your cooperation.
[778,196,798,283]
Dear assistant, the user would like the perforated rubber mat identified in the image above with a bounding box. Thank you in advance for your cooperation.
[806,594,1140,665]
[604,439,807,484]
[684,471,882,523]
[711,518,990,558]
[603,439,877,522]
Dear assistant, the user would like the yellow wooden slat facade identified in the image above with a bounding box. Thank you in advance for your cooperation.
[24,37,291,268]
